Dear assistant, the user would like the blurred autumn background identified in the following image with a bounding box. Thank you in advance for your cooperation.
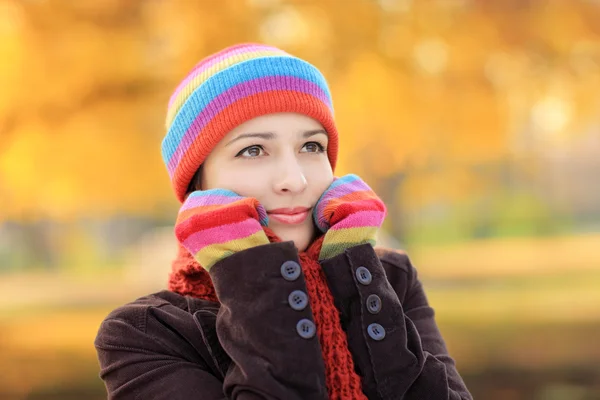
[1,0,599,399]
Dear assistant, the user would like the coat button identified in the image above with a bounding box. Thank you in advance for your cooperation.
[367,323,386,341]
[288,290,309,311]
[296,319,316,339]
[281,261,301,281]
[355,266,372,285]
[366,294,382,314]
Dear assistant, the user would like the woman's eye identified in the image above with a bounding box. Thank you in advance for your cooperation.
[236,145,264,158]
[302,142,325,153]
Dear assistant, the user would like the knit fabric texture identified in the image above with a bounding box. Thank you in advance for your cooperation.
[175,189,270,270]
[162,43,340,202]
[314,175,387,260]
[297,237,368,399]
[169,229,367,399]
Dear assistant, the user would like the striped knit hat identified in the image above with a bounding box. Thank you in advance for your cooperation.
[162,43,339,202]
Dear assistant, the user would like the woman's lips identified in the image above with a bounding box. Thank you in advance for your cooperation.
[267,207,310,225]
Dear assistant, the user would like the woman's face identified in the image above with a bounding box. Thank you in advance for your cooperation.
[199,112,334,251]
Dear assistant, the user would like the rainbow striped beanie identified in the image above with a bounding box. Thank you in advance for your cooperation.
[162,43,339,202]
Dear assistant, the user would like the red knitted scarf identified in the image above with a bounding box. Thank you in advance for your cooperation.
[168,228,367,399]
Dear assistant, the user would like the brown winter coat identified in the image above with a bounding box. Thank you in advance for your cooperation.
[94,242,471,399]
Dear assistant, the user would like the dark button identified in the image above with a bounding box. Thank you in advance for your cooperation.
[281,261,301,281]
[288,290,308,311]
[366,294,382,314]
[296,319,316,339]
[355,266,372,285]
[367,323,386,341]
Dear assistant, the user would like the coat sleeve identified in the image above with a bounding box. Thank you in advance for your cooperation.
[95,241,329,400]
[319,244,472,400]
[208,241,329,400]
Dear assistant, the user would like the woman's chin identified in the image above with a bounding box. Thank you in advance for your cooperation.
[269,224,313,252]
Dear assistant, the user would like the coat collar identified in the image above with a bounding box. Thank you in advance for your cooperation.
[191,305,231,380]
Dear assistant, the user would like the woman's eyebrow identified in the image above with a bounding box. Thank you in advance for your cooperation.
[302,129,327,138]
[225,129,327,147]
[225,132,275,147]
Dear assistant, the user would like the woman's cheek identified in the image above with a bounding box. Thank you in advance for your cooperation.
[223,166,269,198]
[306,162,334,197]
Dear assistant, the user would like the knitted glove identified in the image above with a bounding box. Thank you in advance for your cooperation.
[175,189,270,271]
[313,174,387,260]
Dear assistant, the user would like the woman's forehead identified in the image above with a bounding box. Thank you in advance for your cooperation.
[224,113,327,141]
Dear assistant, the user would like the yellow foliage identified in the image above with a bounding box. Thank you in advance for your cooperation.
[0,0,599,221]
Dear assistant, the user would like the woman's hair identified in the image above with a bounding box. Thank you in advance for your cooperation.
[186,166,203,194]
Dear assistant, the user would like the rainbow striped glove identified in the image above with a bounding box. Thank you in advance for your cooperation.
[174,189,270,271]
[314,174,387,260]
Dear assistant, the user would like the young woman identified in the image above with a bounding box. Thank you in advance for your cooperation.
[95,43,472,400]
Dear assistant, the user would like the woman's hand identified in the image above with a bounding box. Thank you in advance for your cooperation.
[175,189,270,271]
[313,174,386,260]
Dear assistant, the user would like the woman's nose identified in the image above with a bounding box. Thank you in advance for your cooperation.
[273,157,308,194]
